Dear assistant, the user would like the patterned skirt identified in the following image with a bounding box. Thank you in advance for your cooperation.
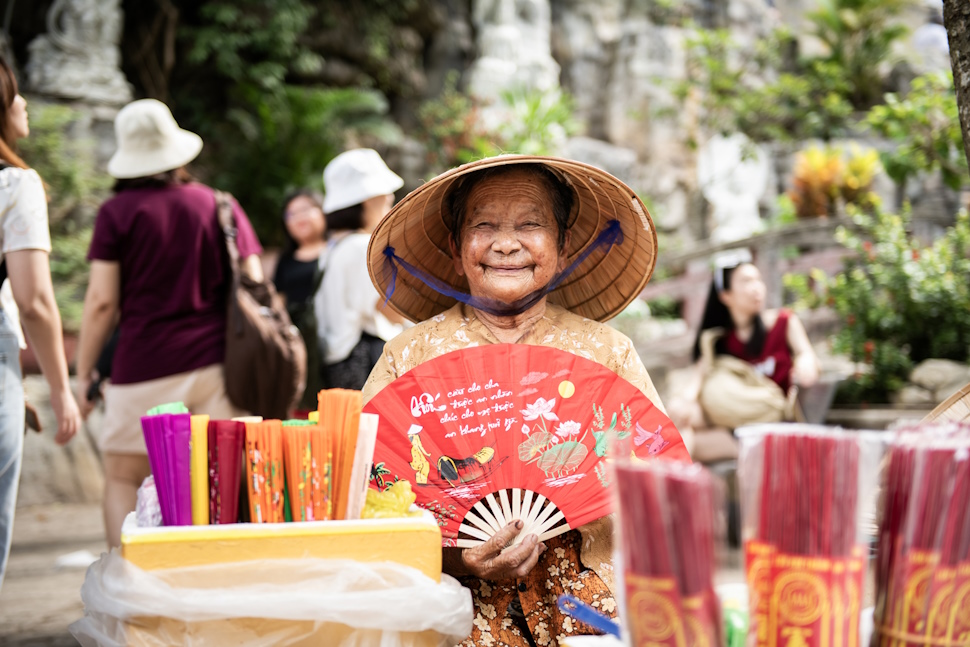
[457,529,618,647]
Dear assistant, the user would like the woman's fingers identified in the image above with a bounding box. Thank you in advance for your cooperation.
[481,520,524,558]
[461,521,547,581]
[512,540,546,578]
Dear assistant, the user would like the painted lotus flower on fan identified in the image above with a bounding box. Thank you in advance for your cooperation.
[364,344,690,547]
[555,420,582,438]
[521,397,559,421]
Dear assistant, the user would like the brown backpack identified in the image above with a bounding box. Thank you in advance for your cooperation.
[215,191,307,419]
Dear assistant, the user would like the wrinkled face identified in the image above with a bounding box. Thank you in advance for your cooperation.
[284,195,325,245]
[719,263,766,318]
[451,170,568,304]
[8,95,27,140]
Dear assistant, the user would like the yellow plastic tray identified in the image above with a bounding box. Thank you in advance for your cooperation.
[120,510,442,581]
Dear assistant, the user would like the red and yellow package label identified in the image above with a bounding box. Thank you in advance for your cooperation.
[927,566,957,644]
[746,540,776,647]
[625,572,687,647]
[876,554,970,647]
[745,543,865,647]
[950,562,970,646]
[682,589,722,647]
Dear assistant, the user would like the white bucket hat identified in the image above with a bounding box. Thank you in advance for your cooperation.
[322,148,404,213]
[107,99,203,179]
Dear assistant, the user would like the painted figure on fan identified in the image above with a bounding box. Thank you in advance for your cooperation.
[361,155,687,645]
[407,426,432,484]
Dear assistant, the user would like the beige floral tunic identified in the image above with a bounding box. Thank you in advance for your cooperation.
[362,302,667,646]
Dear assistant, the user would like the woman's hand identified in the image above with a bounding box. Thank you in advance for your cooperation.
[456,521,546,582]
[49,385,81,445]
[791,353,820,388]
[77,371,98,419]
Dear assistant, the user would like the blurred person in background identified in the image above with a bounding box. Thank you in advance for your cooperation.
[314,149,405,390]
[668,250,820,464]
[0,57,81,590]
[273,189,327,411]
[77,99,262,548]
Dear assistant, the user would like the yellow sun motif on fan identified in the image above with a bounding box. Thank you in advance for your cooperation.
[558,380,576,398]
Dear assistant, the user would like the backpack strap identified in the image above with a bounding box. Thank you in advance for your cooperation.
[214,190,241,279]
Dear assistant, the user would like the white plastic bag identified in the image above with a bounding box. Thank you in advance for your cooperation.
[70,550,473,647]
[135,476,162,528]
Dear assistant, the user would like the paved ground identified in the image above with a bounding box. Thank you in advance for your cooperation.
[0,503,104,646]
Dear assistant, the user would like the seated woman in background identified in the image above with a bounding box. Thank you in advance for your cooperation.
[273,189,327,411]
[668,250,820,464]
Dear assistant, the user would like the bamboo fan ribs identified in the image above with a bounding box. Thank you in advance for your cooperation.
[363,344,689,548]
[872,422,970,647]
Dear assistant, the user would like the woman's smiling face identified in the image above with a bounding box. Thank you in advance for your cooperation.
[452,169,568,304]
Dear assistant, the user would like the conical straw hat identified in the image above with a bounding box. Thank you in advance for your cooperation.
[367,155,658,323]
[923,381,970,423]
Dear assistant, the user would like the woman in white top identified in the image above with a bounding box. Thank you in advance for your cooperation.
[314,149,405,390]
[0,57,81,590]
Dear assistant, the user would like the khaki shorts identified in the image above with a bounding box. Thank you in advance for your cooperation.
[99,364,248,455]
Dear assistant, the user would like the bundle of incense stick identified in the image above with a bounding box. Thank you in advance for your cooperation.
[318,389,363,520]
[141,412,193,526]
[190,414,210,525]
[207,419,245,524]
[615,459,722,647]
[281,421,332,521]
[872,422,970,647]
[244,419,285,523]
[738,425,877,647]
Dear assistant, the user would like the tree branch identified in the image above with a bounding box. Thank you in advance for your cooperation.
[945,0,970,168]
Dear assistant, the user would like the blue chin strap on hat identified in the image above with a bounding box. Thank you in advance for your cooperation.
[380,219,625,318]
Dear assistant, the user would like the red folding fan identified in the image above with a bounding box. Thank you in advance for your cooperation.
[364,344,690,548]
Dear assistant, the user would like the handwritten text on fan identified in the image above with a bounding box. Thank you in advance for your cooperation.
[415,379,518,438]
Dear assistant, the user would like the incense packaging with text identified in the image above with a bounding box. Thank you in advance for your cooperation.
[872,422,970,647]
[615,458,724,647]
[738,424,882,647]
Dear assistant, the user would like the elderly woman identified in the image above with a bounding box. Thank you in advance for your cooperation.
[362,156,684,646]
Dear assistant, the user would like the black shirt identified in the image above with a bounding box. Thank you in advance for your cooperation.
[273,251,319,305]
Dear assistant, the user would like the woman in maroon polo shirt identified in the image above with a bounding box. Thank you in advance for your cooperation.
[76,99,263,548]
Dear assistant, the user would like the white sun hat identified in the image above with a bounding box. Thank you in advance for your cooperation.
[322,148,404,213]
[107,99,203,179]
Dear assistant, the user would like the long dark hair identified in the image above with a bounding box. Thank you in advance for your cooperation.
[0,57,28,169]
[112,167,194,193]
[281,188,325,253]
[692,262,767,361]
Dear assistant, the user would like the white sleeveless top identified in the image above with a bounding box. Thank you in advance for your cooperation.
[0,167,53,347]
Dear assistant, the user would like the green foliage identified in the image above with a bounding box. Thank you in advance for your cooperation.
[185,0,322,92]
[206,85,399,242]
[46,228,92,334]
[646,295,681,320]
[676,28,854,143]
[416,78,578,177]
[865,72,969,192]
[17,104,110,228]
[494,88,579,156]
[19,103,111,332]
[416,73,499,175]
[677,0,913,143]
[807,0,914,109]
[176,1,404,244]
[786,208,970,403]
